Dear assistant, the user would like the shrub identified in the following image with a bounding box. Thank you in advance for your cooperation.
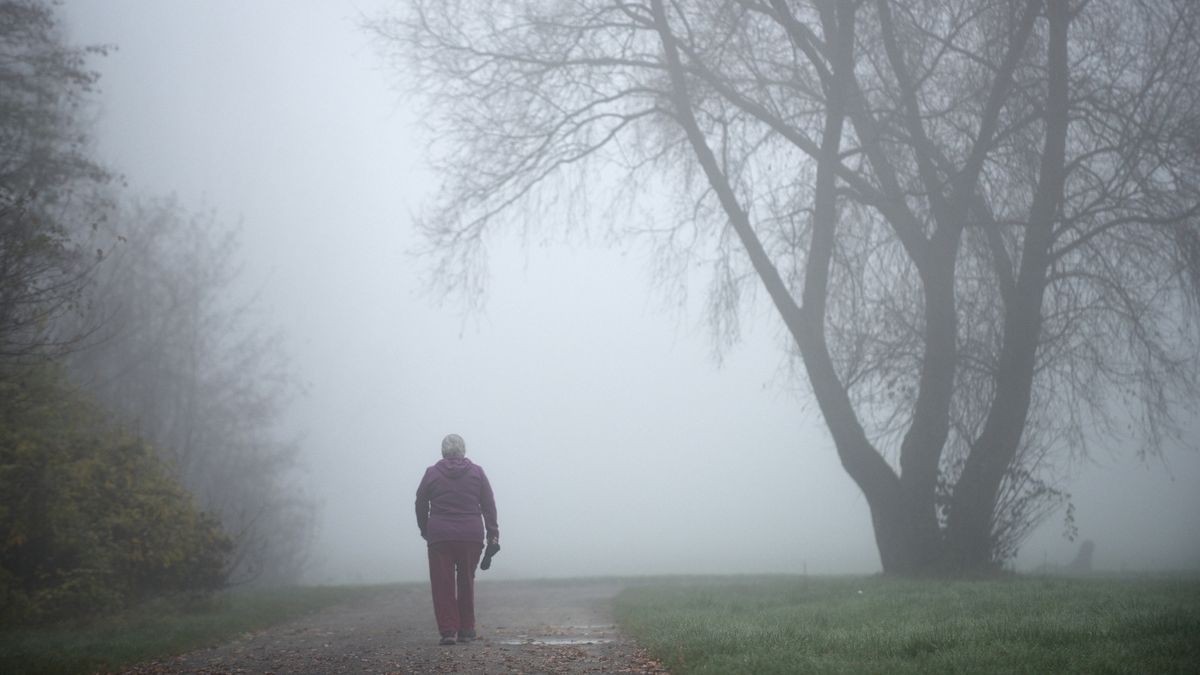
[0,364,231,625]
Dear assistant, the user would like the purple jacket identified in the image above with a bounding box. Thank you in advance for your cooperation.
[415,457,499,544]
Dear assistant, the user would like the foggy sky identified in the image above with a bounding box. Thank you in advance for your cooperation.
[61,0,1199,583]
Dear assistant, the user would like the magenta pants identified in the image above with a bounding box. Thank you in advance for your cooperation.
[427,540,484,636]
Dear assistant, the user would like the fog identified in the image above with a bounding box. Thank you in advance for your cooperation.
[61,1,1200,584]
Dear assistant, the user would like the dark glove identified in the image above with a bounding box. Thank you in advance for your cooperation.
[480,542,501,570]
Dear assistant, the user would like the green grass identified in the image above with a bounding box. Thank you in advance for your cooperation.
[614,575,1200,674]
[0,584,389,675]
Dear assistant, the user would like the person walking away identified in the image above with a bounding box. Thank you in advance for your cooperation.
[414,434,499,645]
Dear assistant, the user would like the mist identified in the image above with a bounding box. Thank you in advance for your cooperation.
[57,0,1200,585]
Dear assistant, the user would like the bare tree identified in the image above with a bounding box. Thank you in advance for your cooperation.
[65,198,314,586]
[375,0,1200,575]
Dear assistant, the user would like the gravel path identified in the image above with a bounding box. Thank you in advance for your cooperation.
[122,580,667,674]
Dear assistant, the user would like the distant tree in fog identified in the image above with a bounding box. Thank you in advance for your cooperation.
[0,0,311,588]
[1,2,235,620]
[375,0,1200,575]
[65,198,314,586]
[0,0,113,358]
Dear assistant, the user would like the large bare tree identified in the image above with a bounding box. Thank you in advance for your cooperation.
[376,0,1200,575]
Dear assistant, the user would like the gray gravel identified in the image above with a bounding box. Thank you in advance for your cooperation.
[121,579,667,674]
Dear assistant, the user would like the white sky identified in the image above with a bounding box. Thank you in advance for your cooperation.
[61,0,1199,582]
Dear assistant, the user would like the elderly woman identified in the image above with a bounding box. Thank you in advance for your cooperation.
[414,433,500,645]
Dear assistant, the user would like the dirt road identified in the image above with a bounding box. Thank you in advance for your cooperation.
[122,580,667,674]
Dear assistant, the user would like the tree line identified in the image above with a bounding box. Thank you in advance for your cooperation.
[1,0,310,623]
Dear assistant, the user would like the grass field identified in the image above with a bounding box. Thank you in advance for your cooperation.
[614,575,1200,674]
[0,584,385,675]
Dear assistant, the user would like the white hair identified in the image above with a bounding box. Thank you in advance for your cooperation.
[441,433,466,458]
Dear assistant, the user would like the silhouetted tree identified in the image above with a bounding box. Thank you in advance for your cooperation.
[376,0,1200,575]
[0,0,112,359]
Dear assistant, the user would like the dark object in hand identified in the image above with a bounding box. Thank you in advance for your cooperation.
[480,542,500,570]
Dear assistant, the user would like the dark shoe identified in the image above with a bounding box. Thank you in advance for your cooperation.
[480,542,501,570]
[457,630,477,643]
[439,636,456,646]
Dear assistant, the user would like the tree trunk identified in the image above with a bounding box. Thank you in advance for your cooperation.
[945,0,1071,573]
[658,0,946,577]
